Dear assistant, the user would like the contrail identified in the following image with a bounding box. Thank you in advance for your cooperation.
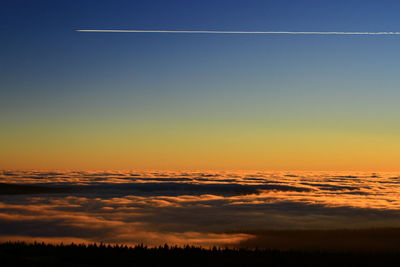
[76,29,400,35]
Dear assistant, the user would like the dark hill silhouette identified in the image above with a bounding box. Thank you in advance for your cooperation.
[1,242,399,267]
[0,181,309,197]
[0,183,69,195]
[239,228,400,252]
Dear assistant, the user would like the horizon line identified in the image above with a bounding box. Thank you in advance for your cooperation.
[76,29,400,35]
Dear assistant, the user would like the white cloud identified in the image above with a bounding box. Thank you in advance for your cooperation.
[76,29,400,35]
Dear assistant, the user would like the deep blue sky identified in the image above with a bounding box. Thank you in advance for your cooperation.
[2,0,400,170]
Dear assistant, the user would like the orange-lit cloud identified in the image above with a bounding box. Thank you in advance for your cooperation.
[1,170,400,247]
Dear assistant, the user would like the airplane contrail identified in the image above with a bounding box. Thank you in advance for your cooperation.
[76,29,400,35]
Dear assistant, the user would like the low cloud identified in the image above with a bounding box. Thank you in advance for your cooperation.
[1,170,400,247]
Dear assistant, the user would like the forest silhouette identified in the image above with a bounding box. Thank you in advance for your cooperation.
[1,242,400,267]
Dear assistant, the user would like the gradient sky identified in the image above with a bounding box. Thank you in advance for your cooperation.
[2,0,400,170]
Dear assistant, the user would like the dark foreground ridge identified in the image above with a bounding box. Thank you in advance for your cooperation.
[1,242,400,267]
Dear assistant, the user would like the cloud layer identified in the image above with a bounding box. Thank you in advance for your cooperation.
[1,170,400,247]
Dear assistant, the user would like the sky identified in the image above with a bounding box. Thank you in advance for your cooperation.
[2,0,400,170]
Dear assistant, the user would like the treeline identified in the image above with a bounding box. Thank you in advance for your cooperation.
[1,242,400,267]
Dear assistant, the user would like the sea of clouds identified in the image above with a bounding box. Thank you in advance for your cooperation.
[1,170,400,248]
